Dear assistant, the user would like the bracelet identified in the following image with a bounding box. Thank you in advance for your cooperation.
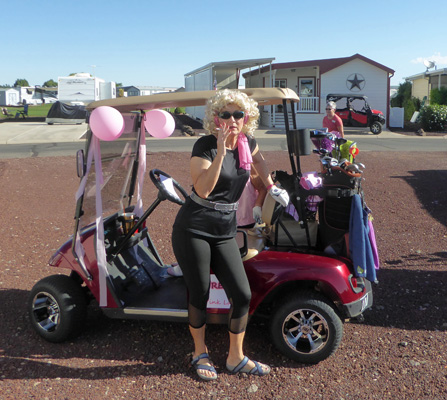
[266,183,275,191]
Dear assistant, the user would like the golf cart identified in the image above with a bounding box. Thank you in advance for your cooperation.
[327,94,385,134]
[28,88,376,364]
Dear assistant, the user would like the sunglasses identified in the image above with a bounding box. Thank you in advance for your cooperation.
[325,108,333,111]
[218,110,245,120]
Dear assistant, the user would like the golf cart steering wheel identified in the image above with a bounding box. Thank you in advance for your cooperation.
[149,169,188,205]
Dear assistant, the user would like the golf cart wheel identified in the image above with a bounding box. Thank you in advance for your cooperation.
[269,294,343,364]
[28,275,87,343]
[370,121,382,134]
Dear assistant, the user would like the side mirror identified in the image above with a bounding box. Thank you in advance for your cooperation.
[76,149,85,178]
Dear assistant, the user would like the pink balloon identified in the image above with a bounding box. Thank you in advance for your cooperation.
[90,106,124,141]
[144,109,175,138]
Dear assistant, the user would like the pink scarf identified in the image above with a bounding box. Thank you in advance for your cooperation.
[237,133,252,170]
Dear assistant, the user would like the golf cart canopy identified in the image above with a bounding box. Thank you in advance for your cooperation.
[87,88,300,112]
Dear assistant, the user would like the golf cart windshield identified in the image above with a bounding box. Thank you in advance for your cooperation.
[78,113,140,229]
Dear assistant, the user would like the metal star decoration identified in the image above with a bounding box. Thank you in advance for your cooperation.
[347,73,365,91]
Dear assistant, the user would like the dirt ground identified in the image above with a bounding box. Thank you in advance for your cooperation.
[0,150,446,400]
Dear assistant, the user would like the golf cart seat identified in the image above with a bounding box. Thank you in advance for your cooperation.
[237,189,319,261]
[236,228,265,261]
[236,192,280,261]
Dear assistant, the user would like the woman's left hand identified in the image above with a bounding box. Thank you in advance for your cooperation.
[269,186,289,207]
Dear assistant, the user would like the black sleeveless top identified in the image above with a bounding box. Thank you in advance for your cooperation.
[173,134,257,238]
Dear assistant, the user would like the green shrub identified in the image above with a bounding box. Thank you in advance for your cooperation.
[419,104,447,131]
[391,81,412,108]
[430,87,447,105]
[403,97,421,121]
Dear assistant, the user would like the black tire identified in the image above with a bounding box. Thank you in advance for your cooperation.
[269,293,343,364]
[370,121,382,134]
[28,275,87,343]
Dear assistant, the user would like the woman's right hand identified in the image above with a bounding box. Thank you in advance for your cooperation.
[216,124,230,157]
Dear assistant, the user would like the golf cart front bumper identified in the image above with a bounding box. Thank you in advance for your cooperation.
[341,279,373,318]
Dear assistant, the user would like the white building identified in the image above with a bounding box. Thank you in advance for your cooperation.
[0,88,20,106]
[243,54,394,129]
[0,86,57,106]
[58,73,116,105]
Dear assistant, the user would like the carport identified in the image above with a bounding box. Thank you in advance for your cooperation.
[184,58,275,120]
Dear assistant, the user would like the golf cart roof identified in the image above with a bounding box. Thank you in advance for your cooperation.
[87,88,300,113]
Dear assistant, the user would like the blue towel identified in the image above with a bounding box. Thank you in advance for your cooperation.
[349,195,377,282]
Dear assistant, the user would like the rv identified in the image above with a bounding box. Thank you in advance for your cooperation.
[58,73,116,105]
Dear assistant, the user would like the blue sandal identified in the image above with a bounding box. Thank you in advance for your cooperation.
[226,356,270,376]
[191,353,217,381]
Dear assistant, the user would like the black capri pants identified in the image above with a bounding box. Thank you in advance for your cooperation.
[172,228,251,334]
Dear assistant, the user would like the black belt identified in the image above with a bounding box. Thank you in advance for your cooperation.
[190,192,238,211]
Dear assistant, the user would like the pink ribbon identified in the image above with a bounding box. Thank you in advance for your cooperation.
[74,136,109,307]
[134,118,147,219]
[92,136,109,307]
[237,133,252,170]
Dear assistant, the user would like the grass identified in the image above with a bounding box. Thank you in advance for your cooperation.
[1,103,52,120]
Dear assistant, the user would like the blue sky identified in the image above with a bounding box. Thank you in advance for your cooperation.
[3,0,446,88]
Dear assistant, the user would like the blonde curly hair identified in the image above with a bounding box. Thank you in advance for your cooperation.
[203,89,260,137]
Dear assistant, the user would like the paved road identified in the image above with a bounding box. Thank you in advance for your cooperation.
[0,122,446,158]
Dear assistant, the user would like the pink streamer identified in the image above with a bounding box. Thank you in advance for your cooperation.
[134,120,147,218]
[73,136,109,306]
[92,136,109,307]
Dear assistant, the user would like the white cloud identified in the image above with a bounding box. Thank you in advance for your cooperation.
[411,52,447,66]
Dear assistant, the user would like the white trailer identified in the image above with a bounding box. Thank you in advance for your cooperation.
[58,73,116,105]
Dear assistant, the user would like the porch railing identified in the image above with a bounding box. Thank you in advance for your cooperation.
[295,97,319,113]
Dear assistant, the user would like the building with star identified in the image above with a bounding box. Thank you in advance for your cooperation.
[243,53,394,129]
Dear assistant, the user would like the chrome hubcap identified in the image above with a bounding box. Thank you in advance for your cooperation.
[32,292,60,332]
[282,308,329,354]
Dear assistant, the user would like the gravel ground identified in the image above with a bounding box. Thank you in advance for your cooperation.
[0,150,446,400]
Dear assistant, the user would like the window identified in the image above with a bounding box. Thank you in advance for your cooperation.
[275,79,287,89]
[299,78,314,97]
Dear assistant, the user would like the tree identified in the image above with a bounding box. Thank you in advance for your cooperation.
[69,72,91,77]
[43,79,58,87]
[391,81,421,121]
[14,79,30,87]
[390,81,412,108]
[429,87,447,106]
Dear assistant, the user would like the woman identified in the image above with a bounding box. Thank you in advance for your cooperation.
[323,101,344,138]
[172,89,288,381]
